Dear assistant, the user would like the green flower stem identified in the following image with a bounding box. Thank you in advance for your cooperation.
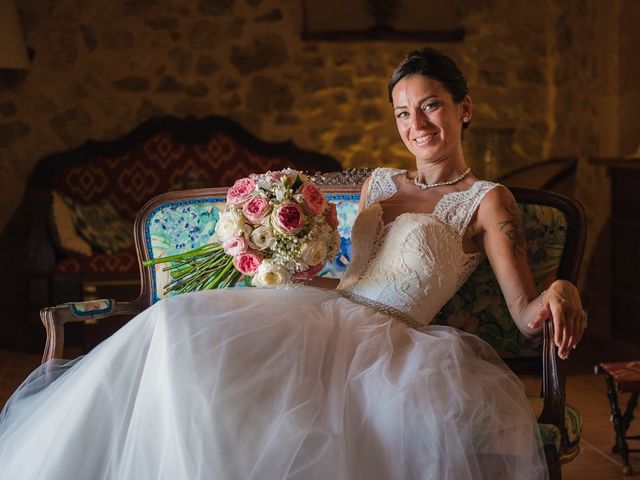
[143,242,243,295]
[219,270,242,289]
[203,257,235,290]
[142,243,223,267]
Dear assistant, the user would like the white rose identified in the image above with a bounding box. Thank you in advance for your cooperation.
[215,210,245,240]
[274,184,286,202]
[249,225,275,250]
[252,260,291,287]
[300,240,327,266]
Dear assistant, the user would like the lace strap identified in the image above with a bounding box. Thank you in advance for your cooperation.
[365,167,407,208]
[433,181,501,236]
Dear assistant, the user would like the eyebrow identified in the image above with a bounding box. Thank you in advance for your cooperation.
[393,94,439,111]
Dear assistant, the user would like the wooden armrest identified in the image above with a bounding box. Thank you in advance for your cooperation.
[40,299,146,364]
[539,318,567,448]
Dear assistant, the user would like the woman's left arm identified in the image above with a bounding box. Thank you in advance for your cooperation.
[475,186,586,359]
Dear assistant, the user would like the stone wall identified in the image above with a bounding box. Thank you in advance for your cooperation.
[1,0,561,234]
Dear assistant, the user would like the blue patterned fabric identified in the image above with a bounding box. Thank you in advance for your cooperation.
[320,194,359,279]
[145,194,360,302]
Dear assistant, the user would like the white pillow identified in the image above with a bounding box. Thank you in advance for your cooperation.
[50,191,93,256]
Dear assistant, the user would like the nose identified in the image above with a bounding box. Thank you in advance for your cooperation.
[411,110,429,129]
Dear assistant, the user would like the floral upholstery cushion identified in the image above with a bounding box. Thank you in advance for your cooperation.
[146,198,223,300]
[530,397,582,454]
[433,203,567,358]
[65,299,113,317]
[60,193,134,255]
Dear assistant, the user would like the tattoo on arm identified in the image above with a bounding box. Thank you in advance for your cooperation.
[498,202,526,257]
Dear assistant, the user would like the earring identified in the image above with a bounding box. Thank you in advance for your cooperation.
[463,116,470,123]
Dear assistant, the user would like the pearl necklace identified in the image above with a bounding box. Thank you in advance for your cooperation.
[413,167,472,190]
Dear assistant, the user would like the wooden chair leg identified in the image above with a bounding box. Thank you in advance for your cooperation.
[622,391,639,436]
[603,374,634,475]
[544,446,562,480]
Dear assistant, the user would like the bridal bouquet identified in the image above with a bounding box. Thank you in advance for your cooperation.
[144,169,341,293]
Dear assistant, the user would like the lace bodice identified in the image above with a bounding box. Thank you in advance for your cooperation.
[338,167,499,326]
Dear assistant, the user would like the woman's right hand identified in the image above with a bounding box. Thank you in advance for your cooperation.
[527,279,586,359]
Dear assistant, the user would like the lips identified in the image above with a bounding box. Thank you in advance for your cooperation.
[414,132,437,144]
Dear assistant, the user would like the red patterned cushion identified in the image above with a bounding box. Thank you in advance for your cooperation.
[599,361,640,392]
[53,132,295,219]
[55,247,138,274]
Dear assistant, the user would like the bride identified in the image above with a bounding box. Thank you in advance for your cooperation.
[0,48,585,479]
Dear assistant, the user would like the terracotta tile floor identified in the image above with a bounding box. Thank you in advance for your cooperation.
[1,348,639,479]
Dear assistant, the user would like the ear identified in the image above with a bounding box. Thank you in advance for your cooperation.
[460,95,472,122]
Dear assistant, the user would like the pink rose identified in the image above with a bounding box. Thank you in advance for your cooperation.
[272,202,305,235]
[242,195,272,224]
[300,183,326,215]
[227,178,255,204]
[222,236,248,256]
[293,262,325,280]
[233,251,262,275]
[324,202,338,230]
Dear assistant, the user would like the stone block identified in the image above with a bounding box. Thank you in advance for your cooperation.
[112,77,150,92]
[255,8,282,22]
[230,34,289,75]
[168,47,193,75]
[247,75,294,112]
[196,55,220,76]
[189,20,222,50]
[0,121,30,148]
[198,0,235,16]
[146,16,180,30]
[50,107,91,146]
[185,82,209,98]
[101,30,134,51]
[156,76,184,93]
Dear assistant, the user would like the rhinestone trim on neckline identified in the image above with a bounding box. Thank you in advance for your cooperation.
[413,168,472,190]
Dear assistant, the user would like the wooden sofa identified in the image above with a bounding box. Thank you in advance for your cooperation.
[0,116,340,350]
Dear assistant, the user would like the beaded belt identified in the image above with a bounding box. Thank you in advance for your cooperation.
[335,289,423,330]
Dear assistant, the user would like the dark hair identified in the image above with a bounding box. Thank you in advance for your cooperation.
[388,47,469,104]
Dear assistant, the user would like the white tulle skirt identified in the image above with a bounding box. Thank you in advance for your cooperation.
[0,287,548,479]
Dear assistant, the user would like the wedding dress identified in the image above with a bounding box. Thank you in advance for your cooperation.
[0,168,548,479]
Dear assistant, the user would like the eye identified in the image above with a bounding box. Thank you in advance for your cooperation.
[396,111,409,119]
[422,101,440,112]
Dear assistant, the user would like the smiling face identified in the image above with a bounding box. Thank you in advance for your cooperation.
[391,74,471,166]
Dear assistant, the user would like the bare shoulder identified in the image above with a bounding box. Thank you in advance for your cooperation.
[476,184,527,257]
[476,184,517,223]
[360,175,372,193]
